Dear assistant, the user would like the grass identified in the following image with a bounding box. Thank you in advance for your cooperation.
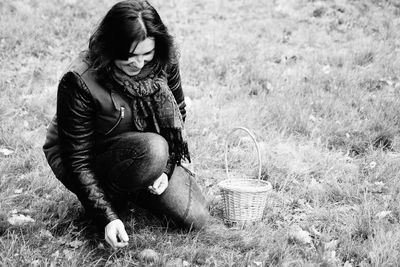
[1,0,400,265]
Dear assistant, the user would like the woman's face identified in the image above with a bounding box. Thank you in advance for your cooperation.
[114,37,155,76]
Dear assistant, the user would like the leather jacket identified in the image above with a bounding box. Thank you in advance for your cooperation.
[43,55,186,227]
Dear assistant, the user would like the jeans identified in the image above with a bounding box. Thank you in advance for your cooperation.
[93,132,210,229]
[95,132,170,193]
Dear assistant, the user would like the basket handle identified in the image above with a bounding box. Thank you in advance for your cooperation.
[224,127,262,181]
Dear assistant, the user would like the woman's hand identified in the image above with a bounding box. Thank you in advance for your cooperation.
[105,219,129,249]
[148,173,168,195]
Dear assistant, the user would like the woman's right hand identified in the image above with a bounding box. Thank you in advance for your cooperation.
[105,219,129,249]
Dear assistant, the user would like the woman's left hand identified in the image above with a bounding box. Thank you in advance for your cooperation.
[148,173,168,195]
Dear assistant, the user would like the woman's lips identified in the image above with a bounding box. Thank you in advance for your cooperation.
[128,65,140,72]
[130,68,141,74]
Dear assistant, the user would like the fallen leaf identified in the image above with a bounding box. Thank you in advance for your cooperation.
[289,225,312,244]
[7,214,35,226]
[14,189,23,194]
[375,210,392,219]
[322,65,331,74]
[0,148,14,156]
[40,229,54,239]
[68,240,84,249]
[138,249,159,264]
[201,127,209,136]
[266,81,274,92]
[97,243,105,250]
[166,258,183,267]
[369,161,377,169]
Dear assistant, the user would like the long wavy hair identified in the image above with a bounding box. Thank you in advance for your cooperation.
[87,0,176,74]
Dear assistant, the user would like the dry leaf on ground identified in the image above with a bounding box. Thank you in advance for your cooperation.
[7,214,35,226]
[0,148,14,156]
[40,229,54,239]
[289,225,312,244]
[14,189,23,194]
[165,258,183,267]
[68,240,84,249]
[138,249,159,264]
[375,210,392,219]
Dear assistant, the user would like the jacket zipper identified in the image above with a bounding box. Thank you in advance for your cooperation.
[104,106,125,135]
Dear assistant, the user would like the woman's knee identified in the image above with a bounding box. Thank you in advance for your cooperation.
[133,132,169,185]
[143,133,169,167]
[97,132,169,191]
[112,132,169,167]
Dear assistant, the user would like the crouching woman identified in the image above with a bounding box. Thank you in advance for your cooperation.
[43,0,209,249]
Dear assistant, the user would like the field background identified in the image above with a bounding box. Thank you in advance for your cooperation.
[1,0,400,266]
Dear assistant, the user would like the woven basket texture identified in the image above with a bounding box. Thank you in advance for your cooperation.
[219,179,272,223]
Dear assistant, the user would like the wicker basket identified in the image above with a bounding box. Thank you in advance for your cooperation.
[218,127,272,224]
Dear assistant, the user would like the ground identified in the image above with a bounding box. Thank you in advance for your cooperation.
[1,0,400,266]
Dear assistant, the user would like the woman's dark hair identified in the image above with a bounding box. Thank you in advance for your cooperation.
[87,0,176,74]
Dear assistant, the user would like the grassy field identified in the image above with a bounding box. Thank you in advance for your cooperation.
[1,0,400,265]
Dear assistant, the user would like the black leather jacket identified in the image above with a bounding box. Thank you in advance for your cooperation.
[43,56,186,227]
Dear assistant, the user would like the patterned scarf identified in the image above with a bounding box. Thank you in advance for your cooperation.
[109,62,190,164]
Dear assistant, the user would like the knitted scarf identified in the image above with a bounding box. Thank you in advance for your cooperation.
[109,62,190,164]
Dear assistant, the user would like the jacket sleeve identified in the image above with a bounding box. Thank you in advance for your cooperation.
[57,71,119,228]
[167,62,187,122]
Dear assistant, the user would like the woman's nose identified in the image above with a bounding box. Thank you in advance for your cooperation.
[130,55,144,68]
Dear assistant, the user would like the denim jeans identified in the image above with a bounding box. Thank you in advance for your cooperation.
[94,132,210,229]
[95,132,170,193]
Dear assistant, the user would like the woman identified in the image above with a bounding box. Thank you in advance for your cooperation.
[43,0,210,249]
